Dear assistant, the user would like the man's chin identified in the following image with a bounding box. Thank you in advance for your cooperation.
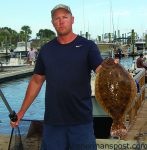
[58,32,68,36]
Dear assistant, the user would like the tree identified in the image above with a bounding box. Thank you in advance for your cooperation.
[0,27,19,51]
[36,29,56,39]
[36,29,56,47]
[21,25,32,51]
[0,27,11,55]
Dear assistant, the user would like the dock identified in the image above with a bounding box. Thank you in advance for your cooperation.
[0,65,34,83]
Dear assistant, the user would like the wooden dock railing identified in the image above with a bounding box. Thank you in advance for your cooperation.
[125,68,145,129]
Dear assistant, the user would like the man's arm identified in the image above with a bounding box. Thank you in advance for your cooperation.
[11,74,45,127]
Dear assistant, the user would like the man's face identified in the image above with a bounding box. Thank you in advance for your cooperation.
[52,8,74,36]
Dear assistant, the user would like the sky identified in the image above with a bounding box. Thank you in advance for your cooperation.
[0,0,147,39]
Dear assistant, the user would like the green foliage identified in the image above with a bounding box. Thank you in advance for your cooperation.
[36,29,56,40]
[0,26,56,50]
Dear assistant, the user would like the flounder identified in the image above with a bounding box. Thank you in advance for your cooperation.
[95,58,137,138]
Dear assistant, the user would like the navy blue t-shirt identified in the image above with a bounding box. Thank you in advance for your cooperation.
[34,36,103,125]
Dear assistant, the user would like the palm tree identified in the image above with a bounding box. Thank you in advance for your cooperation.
[19,31,25,41]
[10,30,19,48]
[21,25,32,51]
[0,28,11,56]
[0,27,19,51]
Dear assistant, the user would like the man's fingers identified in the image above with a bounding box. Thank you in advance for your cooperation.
[10,120,19,128]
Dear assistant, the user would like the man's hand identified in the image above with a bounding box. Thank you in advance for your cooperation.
[10,111,24,128]
[114,58,119,64]
[95,58,119,74]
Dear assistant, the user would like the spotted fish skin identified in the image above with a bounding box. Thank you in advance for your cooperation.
[95,58,137,138]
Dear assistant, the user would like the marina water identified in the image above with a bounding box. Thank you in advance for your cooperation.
[0,56,136,134]
[0,77,45,134]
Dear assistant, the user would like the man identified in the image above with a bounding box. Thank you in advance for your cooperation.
[11,4,103,150]
[117,47,122,60]
[27,47,37,65]
[136,53,147,69]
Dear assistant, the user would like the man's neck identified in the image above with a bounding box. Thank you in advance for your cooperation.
[57,33,77,44]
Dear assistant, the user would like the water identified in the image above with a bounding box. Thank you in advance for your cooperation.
[0,77,45,134]
[0,56,135,134]
[120,56,135,70]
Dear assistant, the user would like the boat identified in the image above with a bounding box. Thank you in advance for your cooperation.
[14,41,31,57]
[1,57,29,68]
[135,41,146,54]
[97,42,118,58]
[126,41,146,56]
[0,48,10,57]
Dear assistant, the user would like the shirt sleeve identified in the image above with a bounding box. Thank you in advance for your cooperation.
[88,41,103,71]
[33,49,45,75]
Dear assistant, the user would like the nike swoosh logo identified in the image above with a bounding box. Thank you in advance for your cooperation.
[75,45,82,48]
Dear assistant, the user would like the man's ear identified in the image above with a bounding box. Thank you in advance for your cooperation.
[72,16,74,24]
